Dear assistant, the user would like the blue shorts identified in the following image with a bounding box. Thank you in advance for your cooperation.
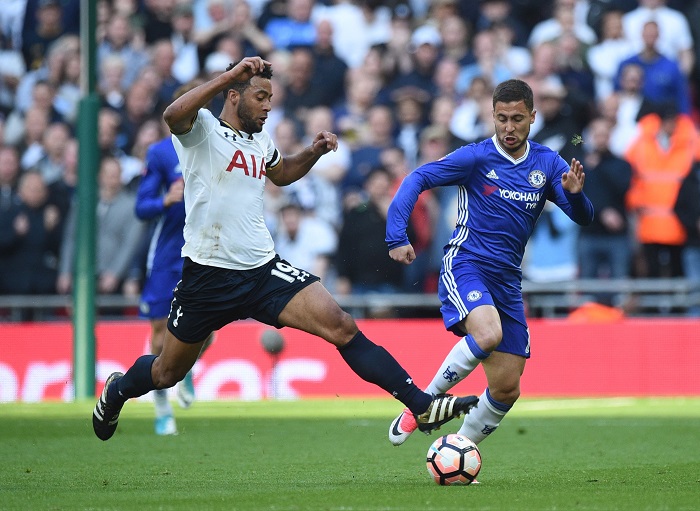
[166,255,320,343]
[438,249,530,358]
[139,268,182,319]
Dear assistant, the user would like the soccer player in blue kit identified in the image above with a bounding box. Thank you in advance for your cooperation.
[386,79,594,453]
[93,56,479,442]
[135,128,213,436]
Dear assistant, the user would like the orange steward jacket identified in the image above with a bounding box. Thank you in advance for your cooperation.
[625,113,698,245]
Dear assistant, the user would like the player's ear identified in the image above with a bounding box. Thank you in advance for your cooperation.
[530,109,536,124]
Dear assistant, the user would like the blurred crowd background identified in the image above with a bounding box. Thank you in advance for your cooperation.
[1,0,699,319]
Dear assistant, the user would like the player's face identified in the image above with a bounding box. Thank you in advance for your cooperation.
[237,76,272,134]
[493,100,535,159]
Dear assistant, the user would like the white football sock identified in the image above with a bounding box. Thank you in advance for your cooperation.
[153,389,173,418]
[425,334,489,395]
[458,388,511,444]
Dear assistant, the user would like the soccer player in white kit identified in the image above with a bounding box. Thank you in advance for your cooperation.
[93,57,478,442]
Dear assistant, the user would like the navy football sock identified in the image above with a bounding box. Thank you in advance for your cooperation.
[113,355,157,403]
[338,331,431,415]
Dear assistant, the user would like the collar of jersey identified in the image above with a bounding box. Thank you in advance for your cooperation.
[219,118,253,140]
[491,134,530,165]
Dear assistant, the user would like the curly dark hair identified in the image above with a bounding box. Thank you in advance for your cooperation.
[222,61,273,100]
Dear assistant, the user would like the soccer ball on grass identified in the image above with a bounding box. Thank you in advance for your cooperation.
[426,434,481,485]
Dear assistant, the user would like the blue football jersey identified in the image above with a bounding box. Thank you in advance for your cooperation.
[386,136,594,275]
[135,137,186,274]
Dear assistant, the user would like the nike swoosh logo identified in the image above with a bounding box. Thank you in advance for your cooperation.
[391,418,403,436]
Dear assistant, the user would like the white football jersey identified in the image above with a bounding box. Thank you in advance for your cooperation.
[172,108,282,270]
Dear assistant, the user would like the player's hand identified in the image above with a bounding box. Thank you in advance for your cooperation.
[561,158,585,193]
[389,244,416,265]
[164,178,185,207]
[311,130,338,155]
[228,57,271,83]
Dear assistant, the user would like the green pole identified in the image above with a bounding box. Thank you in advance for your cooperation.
[73,0,98,400]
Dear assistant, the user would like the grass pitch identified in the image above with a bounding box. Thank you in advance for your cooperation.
[1,397,699,511]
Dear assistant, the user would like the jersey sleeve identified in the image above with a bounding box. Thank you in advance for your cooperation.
[386,145,476,249]
[260,129,281,172]
[135,144,167,220]
[546,154,595,226]
[173,108,215,148]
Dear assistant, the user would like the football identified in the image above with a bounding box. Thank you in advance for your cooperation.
[426,434,481,486]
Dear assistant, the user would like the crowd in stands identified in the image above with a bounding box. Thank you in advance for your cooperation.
[1,0,699,316]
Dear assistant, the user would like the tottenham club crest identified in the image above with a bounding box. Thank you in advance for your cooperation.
[466,290,482,302]
[527,170,546,188]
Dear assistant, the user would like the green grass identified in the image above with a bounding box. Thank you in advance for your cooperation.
[1,398,699,510]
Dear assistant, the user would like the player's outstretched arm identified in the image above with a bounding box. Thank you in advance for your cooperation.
[163,57,270,135]
[561,158,585,193]
[267,130,338,186]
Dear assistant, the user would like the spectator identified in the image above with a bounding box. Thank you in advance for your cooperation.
[615,20,691,114]
[273,197,338,282]
[622,0,695,75]
[475,0,529,47]
[97,14,150,89]
[587,9,636,101]
[116,78,159,156]
[149,39,183,108]
[311,19,348,108]
[438,14,473,67]
[333,71,381,146]
[491,20,532,77]
[312,0,392,69]
[625,103,698,278]
[432,57,461,102]
[606,63,651,158]
[194,0,273,63]
[97,107,142,188]
[577,117,633,299]
[47,136,77,220]
[450,76,495,145]
[12,106,50,171]
[141,0,175,44]
[392,88,429,171]
[283,47,325,122]
[57,157,145,295]
[300,105,351,229]
[264,0,316,51]
[0,172,62,296]
[383,145,437,293]
[343,104,395,204]
[530,77,585,165]
[170,1,201,83]
[523,201,580,283]
[99,54,127,110]
[0,145,20,212]
[14,34,80,116]
[33,121,70,185]
[527,0,597,48]
[456,29,512,95]
[674,160,700,316]
[0,38,25,117]
[336,167,406,304]
[378,24,441,103]
[21,0,71,71]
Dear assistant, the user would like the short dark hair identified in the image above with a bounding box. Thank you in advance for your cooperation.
[222,61,273,100]
[493,79,534,112]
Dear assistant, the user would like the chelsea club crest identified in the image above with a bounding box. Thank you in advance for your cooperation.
[466,290,482,302]
[527,170,546,188]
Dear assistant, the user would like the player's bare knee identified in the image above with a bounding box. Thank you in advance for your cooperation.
[327,311,357,347]
[472,326,502,352]
[490,384,520,405]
